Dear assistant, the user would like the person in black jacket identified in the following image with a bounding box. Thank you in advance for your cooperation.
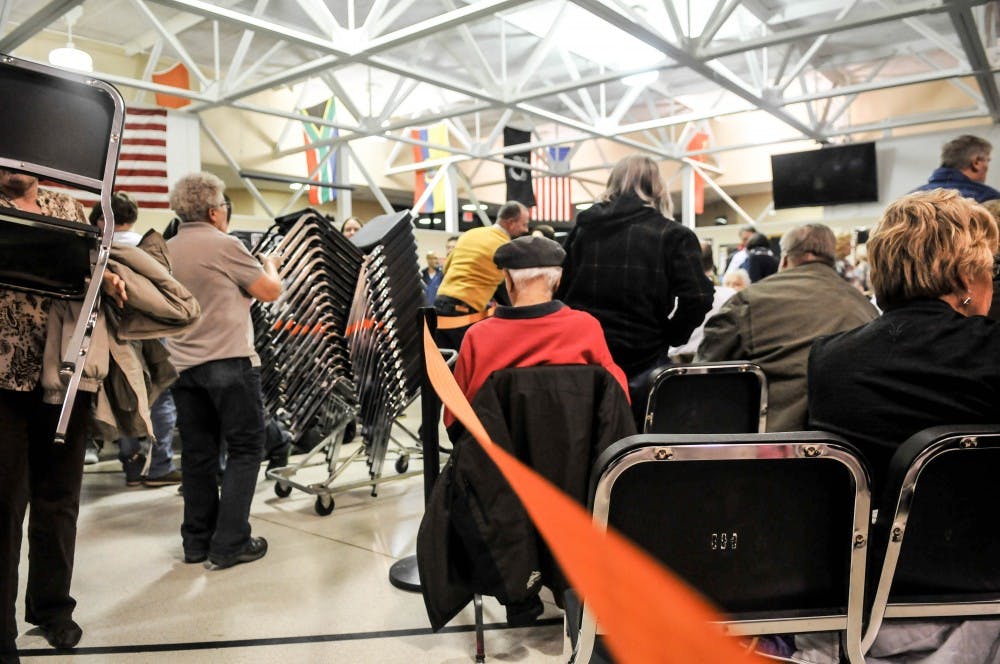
[740,232,778,282]
[557,154,714,412]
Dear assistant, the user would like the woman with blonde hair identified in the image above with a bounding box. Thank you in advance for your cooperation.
[808,188,1000,492]
[557,154,714,418]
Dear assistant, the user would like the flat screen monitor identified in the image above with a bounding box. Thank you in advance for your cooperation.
[770,142,878,209]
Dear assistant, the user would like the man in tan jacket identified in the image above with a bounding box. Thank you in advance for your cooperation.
[696,223,878,431]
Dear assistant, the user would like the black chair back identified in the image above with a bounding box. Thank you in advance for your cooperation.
[571,432,870,664]
[0,55,124,441]
[862,425,1000,654]
[644,362,766,434]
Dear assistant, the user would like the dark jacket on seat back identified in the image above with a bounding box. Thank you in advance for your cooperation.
[417,365,636,631]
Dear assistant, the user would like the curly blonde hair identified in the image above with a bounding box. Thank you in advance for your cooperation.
[869,189,998,307]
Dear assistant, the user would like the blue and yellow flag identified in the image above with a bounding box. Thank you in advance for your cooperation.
[411,123,449,213]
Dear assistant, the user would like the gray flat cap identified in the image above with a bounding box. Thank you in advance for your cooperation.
[493,235,566,269]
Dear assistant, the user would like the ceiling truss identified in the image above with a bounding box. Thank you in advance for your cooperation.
[1,0,998,222]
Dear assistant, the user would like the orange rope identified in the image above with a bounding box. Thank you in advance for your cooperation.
[424,322,763,663]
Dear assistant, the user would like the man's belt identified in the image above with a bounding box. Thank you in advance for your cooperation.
[435,308,493,329]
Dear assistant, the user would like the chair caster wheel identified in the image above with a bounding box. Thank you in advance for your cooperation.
[315,495,335,515]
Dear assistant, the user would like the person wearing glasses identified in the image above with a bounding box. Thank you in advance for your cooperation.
[912,134,1000,203]
[808,189,1000,494]
[164,172,282,570]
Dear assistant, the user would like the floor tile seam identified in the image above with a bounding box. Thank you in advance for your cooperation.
[15,618,564,656]
[248,512,406,559]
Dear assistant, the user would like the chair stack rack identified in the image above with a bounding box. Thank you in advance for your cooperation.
[257,209,422,515]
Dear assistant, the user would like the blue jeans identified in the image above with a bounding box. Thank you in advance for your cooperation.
[118,388,177,479]
[172,358,265,558]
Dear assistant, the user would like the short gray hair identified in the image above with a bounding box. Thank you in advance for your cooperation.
[498,200,527,222]
[169,172,226,223]
[779,223,836,266]
[507,266,561,292]
[940,135,992,170]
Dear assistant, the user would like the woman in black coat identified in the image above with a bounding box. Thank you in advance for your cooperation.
[557,155,714,408]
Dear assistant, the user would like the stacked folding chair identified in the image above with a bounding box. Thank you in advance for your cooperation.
[257,209,423,515]
[0,55,124,440]
[252,209,362,439]
[347,210,423,483]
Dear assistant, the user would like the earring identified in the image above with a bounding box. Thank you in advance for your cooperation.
[962,296,972,306]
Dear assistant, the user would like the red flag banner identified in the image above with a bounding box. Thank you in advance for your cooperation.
[151,62,191,109]
[687,131,710,215]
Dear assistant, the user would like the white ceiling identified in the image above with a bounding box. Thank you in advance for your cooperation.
[2,0,999,216]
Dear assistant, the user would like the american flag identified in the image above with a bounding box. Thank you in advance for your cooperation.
[531,146,573,222]
[47,107,171,210]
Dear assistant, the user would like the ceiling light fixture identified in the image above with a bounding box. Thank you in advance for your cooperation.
[48,7,93,73]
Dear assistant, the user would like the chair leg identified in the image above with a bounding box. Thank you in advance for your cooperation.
[474,593,485,663]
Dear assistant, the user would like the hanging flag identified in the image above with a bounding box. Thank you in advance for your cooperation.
[151,62,191,109]
[47,107,171,210]
[411,123,449,213]
[687,130,710,215]
[503,127,535,208]
[531,146,572,221]
[302,98,339,205]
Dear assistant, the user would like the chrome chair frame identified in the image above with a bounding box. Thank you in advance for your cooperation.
[0,54,124,441]
[643,361,768,434]
[571,432,871,664]
[861,425,1000,654]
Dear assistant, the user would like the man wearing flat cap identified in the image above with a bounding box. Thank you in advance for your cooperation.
[445,235,629,427]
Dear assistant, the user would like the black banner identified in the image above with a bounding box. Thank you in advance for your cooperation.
[503,127,535,208]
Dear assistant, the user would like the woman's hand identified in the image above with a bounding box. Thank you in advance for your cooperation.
[102,270,127,308]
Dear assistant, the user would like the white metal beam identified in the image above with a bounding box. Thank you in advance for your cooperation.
[129,0,211,88]
[948,2,1000,122]
[0,0,84,52]
[572,0,824,141]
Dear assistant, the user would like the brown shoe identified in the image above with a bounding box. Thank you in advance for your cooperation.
[142,469,182,487]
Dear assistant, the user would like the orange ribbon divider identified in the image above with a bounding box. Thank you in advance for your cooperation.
[423,322,763,664]
[433,306,496,331]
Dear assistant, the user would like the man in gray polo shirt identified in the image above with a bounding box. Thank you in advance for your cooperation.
[165,172,282,569]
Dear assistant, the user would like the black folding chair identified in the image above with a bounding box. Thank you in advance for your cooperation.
[643,361,767,434]
[0,54,124,440]
[862,425,1000,655]
[568,432,871,664]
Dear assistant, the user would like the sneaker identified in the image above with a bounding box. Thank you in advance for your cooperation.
[83,444,99,466]
[38,619,82,650]
[142,469,182,487]
[208,536,268,569]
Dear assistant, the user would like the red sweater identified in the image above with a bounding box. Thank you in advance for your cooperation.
[445,301,629,427]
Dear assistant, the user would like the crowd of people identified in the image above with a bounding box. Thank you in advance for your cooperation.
[3,131,1000,662]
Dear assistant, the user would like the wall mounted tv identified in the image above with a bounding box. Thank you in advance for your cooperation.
[770,142,878,209]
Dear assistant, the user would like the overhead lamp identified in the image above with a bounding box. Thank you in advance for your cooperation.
[575,202,593,211]
[48,7,93,73]
[622,70,658,88]
[460,203,488,211]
